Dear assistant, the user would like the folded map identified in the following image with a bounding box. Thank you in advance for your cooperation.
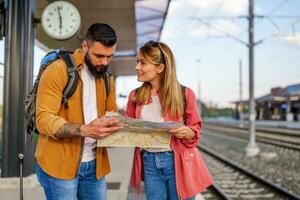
[97,112,183,148]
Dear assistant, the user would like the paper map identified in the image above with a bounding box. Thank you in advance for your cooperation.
[97,112,183,148]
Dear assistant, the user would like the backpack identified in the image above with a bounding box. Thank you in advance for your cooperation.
[24,49,111,137]
[181,85,187,124]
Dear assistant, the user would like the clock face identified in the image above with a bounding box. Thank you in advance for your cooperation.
[41,1,81,40]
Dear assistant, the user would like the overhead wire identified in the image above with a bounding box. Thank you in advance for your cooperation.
[174,0,299,72]
[265,0,292,15]
[208,0,299,61]
[233,0,294,42]
[190,1,249,63]
[190,0,300,76]
[251,0,295,42]
[181,1,227,63]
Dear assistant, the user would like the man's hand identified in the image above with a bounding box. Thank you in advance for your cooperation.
[54,117,123,139]
[80,117,123,139]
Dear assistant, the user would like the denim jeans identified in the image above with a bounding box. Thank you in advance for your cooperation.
[36,159,107,200]
[142,150,195,200]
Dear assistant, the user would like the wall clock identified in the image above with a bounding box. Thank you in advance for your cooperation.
[41,1,81,40]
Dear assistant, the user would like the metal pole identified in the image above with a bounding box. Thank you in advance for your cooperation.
[23,0,36,176]
[2,0,35,177]
[18,154,24,200]
[239,59,244,127]
[245,0,259,157]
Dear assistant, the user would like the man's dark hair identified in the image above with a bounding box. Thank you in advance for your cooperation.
[85,23,117,47]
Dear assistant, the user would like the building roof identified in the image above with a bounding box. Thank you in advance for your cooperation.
[279,83,300,97]
[111,0,171,77]
[232,83,300,104]
[256,94,286,103]
[135,0,171,47]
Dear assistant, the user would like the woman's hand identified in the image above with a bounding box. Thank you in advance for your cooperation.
[169,125,195,140]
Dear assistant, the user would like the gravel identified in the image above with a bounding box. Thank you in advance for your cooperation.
[200,130,300,196]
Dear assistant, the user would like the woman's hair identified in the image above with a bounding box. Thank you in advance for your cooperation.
[133,40,184,117]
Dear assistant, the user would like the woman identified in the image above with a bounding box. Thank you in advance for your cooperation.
[125,40,213,200]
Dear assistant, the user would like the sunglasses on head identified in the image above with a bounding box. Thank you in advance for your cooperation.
[147,40,166,64]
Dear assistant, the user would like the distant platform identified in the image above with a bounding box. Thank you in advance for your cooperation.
[204,117,300,130]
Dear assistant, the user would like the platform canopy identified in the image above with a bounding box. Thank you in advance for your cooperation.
[35,0,170,77]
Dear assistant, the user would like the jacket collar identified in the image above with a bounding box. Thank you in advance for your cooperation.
[73,48,84,70]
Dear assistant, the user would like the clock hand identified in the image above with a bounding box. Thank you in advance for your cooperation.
[57,6,62,31]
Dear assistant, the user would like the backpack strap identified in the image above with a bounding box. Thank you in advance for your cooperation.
[103,70,111,98]
[181,85,187,124]
[59,53,79,108]
[132,88,139,108]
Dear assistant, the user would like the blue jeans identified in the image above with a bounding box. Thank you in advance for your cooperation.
[142,150,195,200]
[36,159,107,200]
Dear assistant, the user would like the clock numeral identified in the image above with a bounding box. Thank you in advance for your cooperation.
[48,25,52,28]
[70,13,74,16]
[49,12,53,15]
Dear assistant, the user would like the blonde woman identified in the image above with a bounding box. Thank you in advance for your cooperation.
[125,41,213,200]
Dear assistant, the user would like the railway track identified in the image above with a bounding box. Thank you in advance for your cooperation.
[203,122,300,150]
[199,145,300,200]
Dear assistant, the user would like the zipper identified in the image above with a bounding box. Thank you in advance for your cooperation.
[74,79,84,176]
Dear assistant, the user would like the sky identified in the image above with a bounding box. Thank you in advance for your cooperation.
[1,0,300,109]
[116,0,300,109]
[160,0,300,108]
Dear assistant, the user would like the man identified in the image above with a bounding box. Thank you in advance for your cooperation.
[35,23,122,200]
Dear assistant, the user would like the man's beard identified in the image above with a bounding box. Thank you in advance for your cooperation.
[84,53,109,79]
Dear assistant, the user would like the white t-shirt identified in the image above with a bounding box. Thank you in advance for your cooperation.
[81,65,97,162]
[140,95,172,152]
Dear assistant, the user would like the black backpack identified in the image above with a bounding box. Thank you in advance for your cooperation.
[24,49,111,137]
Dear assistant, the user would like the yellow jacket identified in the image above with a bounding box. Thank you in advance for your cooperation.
[35,48,117,179]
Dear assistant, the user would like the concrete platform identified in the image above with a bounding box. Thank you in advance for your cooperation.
[0,147,134,200]
[106,147,134,200]
[0,147,205,200]
[0,174,45,200]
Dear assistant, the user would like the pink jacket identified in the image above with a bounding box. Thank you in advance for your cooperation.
[125,87,213,199]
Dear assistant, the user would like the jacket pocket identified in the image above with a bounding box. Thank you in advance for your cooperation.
[183,147,198,161]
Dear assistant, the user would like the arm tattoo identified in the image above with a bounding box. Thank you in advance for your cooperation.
[55,123,82,138]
